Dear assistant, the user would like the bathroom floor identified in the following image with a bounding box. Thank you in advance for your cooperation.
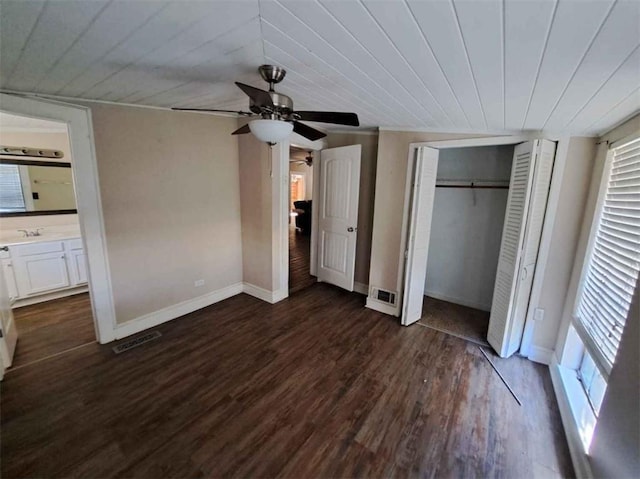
[10,293,95,369]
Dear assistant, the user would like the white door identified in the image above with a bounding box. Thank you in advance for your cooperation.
[0,259,18,372]
[15,252,70,296]
[402,147,439,326]
[488,140,556,357]
[316,145,362,291]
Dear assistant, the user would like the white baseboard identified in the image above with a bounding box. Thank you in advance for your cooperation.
[242,283,288,304]
[114,282,243,340]
[353,281,368,295]
[549,356,594,478]
[424,290,491,312]
[527,345,555,365]
[366,297,400,317]
[11,285,89,308]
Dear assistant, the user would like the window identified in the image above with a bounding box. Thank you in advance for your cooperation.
[574,136,640,377]
[0,163,27,212]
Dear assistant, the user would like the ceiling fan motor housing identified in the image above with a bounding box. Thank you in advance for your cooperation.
[249,91,294,119]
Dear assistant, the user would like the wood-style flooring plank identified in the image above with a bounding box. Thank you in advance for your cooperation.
[1,284,573,478]
[11,293,96,368]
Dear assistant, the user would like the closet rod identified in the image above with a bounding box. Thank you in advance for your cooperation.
[435,183,509,189]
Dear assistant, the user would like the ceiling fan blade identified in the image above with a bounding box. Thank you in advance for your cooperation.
[295,111,359,126]
[235,82,274,108]
[231,124,251,135]
[171,108,253,116]
[293,121,327,141]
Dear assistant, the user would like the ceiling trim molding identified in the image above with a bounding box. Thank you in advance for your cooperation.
[327,128,379,136]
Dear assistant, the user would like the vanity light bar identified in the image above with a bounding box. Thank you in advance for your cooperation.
[0,145,64,159]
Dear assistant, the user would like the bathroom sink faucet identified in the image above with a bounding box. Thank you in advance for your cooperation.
[18,228,43,237]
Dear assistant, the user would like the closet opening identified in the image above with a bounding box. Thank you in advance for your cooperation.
[421,145,514,346]
[402,138,557,358]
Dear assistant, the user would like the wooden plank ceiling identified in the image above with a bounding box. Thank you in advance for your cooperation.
[0,0,638,135]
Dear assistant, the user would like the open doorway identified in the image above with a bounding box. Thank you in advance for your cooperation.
[0,111,95,369]
[288,146,315,294]
[0,93,115,377]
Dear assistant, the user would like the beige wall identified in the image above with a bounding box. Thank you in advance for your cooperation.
[238,121,273,290]
[368,130,486,297]
[0,130,79,231]
[326,132,379,286]
[87,104,242,324]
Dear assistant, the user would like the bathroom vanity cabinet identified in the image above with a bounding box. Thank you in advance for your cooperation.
[0,238,88,306]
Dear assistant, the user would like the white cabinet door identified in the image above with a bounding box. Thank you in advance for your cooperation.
[14,252,70,296]
[1,260,19,301]
[67,249,88,285]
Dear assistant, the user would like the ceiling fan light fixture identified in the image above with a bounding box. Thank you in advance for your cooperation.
[248,119,293,145]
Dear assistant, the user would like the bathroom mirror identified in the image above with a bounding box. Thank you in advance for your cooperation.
[0,159,77,217]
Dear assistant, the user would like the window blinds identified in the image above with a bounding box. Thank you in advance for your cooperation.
[575,137,640,376]
[0,164,26,212]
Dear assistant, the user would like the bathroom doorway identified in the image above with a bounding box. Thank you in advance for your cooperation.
[0,111,96,369]
[0,93,115,377]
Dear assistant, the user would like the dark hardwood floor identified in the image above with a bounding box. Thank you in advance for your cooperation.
[1,284,572,478]
[289,225,316,294]
[10,293,96,368]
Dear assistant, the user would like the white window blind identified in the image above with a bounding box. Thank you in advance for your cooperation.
[575,137,640,376]
[0,164,27,212]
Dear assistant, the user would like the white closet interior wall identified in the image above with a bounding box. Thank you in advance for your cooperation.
[424,145,514,311]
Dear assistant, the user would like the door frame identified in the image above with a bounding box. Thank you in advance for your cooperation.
[272,134,327,300]
[399,134,565,357]
[0,93,116,343]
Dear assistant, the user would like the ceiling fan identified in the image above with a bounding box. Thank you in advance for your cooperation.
[290,151,313,167]
[172,65,359,145]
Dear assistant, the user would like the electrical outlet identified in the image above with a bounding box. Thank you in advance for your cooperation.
[194,279,205,287]
[534,308,545,322]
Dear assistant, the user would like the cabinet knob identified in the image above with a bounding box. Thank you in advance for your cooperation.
[0,246,8,252]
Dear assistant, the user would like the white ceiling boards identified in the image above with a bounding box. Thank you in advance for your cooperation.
[1,0,638,135]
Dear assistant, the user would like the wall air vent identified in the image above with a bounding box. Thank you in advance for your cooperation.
[370,287,397,306]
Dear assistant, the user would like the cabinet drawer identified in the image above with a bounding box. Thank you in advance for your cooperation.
[12,241,64,257]
[65,238,83,251]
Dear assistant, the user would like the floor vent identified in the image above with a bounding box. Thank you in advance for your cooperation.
[371,287,397,306]
[112,331,162,354]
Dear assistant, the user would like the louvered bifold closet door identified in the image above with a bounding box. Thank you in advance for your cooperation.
[488,141,538,357]
[574,138,640,376]
[504,140,556,356]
